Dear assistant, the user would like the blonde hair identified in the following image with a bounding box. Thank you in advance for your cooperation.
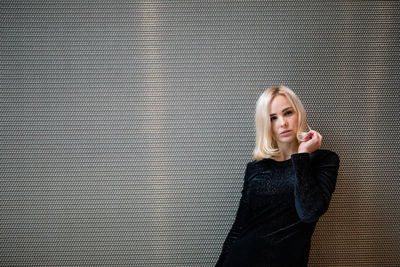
[252,85,311,160]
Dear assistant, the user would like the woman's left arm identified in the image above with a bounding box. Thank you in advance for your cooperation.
[291,150,340,223]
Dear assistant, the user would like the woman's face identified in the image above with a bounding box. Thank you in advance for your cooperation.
[269,94,299,146]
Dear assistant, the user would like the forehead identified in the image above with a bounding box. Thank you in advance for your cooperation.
[269,94,293,112]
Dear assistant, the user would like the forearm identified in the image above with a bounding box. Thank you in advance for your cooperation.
[291,152,339,223]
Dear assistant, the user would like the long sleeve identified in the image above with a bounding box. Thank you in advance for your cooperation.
[291,150,340,223]
[215,162,253,267]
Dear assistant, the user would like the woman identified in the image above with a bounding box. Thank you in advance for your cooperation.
[215,86,340,267]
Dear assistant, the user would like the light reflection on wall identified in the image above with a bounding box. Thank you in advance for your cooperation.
[135,1,178,264]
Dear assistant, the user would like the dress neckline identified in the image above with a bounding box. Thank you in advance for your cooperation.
[268,157,292,165]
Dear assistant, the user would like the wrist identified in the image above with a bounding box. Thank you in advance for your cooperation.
[298,150,310,154]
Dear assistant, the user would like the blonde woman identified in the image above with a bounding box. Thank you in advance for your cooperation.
[215,86,340,267]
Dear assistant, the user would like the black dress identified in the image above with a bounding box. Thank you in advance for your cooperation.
[215,149,340,267]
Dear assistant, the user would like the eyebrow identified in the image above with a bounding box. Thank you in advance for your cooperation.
[270,107,293,116]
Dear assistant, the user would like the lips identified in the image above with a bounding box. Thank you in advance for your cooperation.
[280,130,292,136]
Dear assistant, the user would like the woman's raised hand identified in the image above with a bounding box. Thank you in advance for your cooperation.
[298,130,322,154]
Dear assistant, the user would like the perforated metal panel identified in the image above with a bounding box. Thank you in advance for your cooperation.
[1,1,399,266]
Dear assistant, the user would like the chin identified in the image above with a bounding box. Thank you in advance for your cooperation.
[278,136,297,143]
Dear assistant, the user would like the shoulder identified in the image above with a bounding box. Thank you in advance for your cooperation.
[246,159,258,167]
[241,160,262,182]
[244,160,259,173]
[245,158,267,170]
[310,149,340,167]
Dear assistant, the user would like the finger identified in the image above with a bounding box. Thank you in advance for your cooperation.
[310,131,317,140]
[317,133,322,146]
[306,132,314,141]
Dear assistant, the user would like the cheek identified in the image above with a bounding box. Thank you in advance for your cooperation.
[291,116,299,128]
[271,122,278,134]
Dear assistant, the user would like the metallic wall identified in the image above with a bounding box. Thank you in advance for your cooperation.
[1,1,399,266]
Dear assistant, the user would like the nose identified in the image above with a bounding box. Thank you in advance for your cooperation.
[280,116,288,127]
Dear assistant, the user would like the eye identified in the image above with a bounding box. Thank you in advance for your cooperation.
[285,111,293,116]
[270,116,277,121]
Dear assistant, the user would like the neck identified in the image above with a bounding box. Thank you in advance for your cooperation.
[275,141,299,161]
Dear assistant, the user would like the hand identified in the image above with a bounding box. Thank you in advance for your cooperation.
[298,130,322,154]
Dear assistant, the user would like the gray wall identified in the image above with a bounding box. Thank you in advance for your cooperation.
[1,1,399,266]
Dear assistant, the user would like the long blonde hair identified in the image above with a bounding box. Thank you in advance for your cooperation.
[252,85,311,160]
